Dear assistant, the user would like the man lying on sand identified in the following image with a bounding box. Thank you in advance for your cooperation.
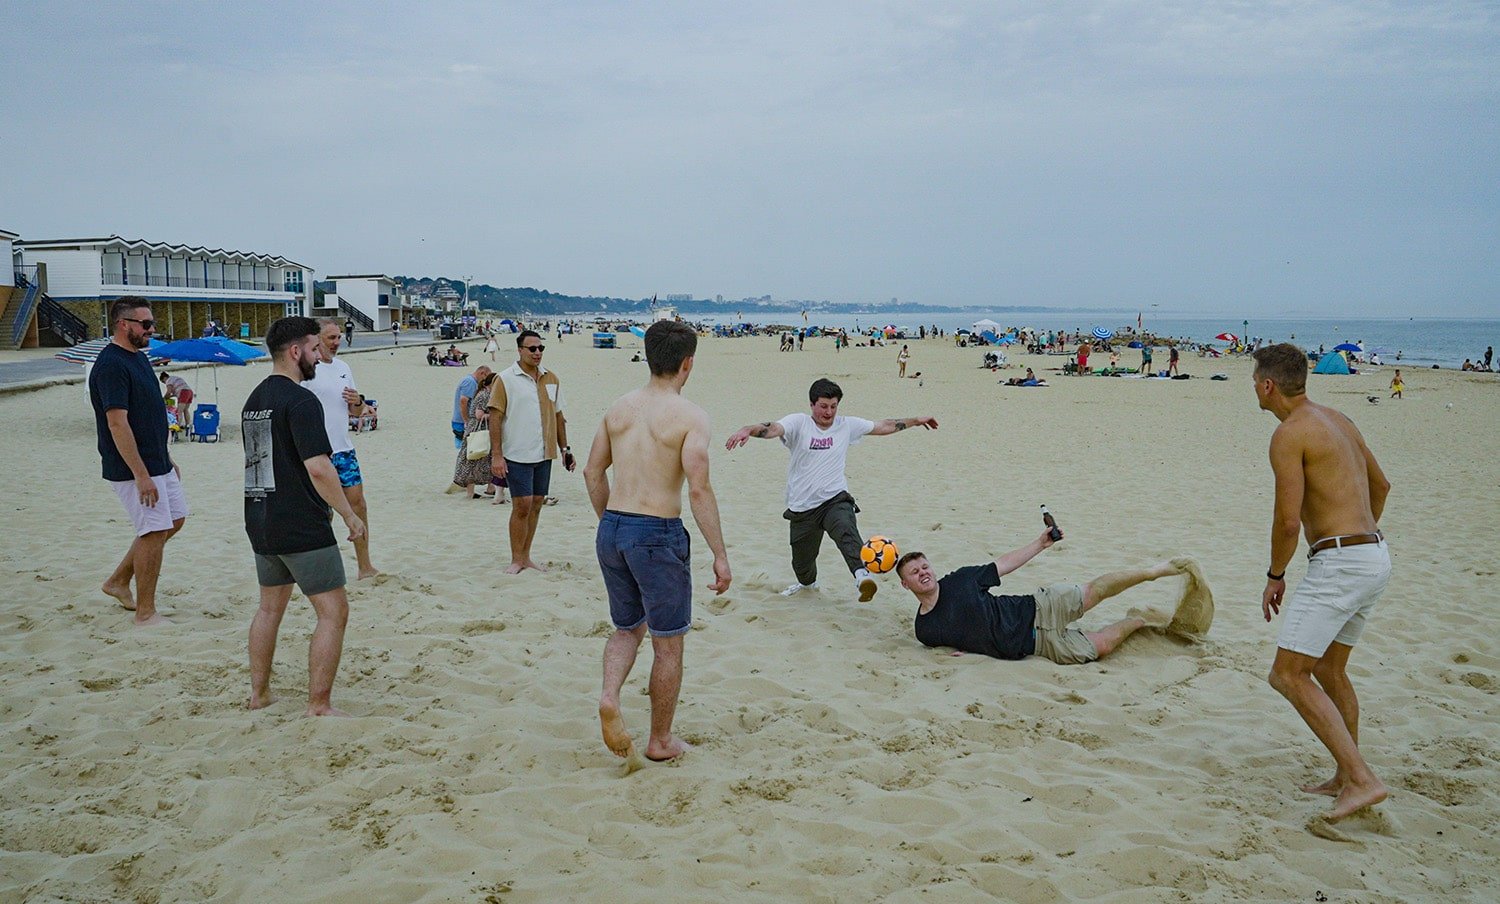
[896,527,1211,664]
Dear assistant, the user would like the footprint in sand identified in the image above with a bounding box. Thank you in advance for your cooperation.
[1166,558,1214,638]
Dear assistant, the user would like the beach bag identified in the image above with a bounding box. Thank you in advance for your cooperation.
[465,430,491,461]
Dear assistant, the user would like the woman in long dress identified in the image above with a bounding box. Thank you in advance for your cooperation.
[453,372,507,503]
[484,332,500,362]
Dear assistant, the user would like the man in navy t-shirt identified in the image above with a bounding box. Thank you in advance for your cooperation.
[897,527,1198,664]
[88,297,188,627]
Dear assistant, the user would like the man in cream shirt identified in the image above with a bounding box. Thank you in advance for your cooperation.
[489,330,573,573]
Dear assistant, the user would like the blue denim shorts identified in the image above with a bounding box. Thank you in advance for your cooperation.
[596,510,692,637]
[505,458,552,498]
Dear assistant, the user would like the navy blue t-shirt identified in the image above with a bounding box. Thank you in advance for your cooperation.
[914,563,1038,660]
[89,342,171,481]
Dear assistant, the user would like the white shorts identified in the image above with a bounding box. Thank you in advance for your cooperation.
[1277,541,1391,658]
[109,471,191,536]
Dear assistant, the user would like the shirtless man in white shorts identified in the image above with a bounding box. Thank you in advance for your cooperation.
[1255,343,1392,821]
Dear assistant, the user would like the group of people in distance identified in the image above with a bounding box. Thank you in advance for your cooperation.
[87,305,1394,822]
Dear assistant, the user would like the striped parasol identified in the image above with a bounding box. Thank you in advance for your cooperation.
[1091,326,1113,340]
[53,338,168,365]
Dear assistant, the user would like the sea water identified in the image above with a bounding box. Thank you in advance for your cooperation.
[690,311,1499,370]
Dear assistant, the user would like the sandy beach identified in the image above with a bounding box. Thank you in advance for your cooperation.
[2,333,1497,902]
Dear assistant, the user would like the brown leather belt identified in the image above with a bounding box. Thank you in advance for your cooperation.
[1307,532,1384,558]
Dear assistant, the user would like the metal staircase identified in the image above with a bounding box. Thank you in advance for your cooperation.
[2,269,42,349]
[339,299,374,331]
[39,296,89,346]
[2,269,92,348]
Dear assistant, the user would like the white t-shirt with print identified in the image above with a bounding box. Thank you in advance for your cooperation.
[777,412,875,513]
[303,357,357,454]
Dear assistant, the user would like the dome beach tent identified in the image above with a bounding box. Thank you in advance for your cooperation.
[1313,351,1351,375]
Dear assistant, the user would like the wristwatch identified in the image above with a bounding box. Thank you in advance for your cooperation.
[1267,570,1285,581]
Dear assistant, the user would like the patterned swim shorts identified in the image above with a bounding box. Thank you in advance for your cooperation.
[332,450,362,488]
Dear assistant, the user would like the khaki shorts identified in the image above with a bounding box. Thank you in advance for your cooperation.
[1031,583,1099,665]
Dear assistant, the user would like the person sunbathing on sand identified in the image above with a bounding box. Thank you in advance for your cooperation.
[897,529,1211,665]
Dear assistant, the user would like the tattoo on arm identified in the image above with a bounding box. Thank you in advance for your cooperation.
[893,420,907,431]
[751,422,771,437]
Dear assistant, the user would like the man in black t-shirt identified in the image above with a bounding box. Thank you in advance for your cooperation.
[89,297,188,627]
[897,529,1195,664]
[243,316,366,717]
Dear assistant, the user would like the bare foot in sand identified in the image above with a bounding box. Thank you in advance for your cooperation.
[504,560,547,574]
[644,736,691,762]
[306,704,351,717]
[1302,775,1343,797]
[599,699,634,757]
[357,567,382,581]
[1328,778,1387,820]
[133,613,172,627]
[102,582,136,611]
[247,692,276,711]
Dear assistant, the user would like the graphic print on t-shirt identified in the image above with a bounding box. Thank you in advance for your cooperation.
[243,409,274,497]
[809,436,834,450]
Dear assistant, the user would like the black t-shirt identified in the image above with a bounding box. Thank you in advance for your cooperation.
[89,342,171,481]
[914,563,1037,660]
[242,375,335,555]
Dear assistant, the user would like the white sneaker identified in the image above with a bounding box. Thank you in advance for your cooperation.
[854,568,878,602]
[780,581,818,596]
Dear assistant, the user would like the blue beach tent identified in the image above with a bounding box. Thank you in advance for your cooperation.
[1313,351,1351,375]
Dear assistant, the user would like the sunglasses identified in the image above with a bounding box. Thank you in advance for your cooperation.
[522,344,545,352]
[121,317,156,329]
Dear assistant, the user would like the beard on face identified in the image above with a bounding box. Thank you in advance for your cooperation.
[297,346,318,380]
[130,330,152,350]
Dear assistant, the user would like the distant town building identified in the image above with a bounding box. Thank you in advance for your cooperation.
[432,279,462,312]
[663,294,693,303]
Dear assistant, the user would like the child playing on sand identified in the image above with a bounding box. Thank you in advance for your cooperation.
[1389,370,1404,399]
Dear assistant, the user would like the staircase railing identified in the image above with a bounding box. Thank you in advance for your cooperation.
[38,296,90,346]
[10,268,41,348]
[339,299,374,331]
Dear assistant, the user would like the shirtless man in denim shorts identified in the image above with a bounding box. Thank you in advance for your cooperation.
[1255,343,1392,821]
[583,321,731,763]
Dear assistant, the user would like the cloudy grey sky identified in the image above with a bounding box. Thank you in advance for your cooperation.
[5,1,1496,315]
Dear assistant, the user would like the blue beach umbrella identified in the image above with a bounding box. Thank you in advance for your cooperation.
[629,325,646,339]
[1333,342,1362,353]
[1091,326,1113,340]
[153,336,268,365]
[150,336,268,404]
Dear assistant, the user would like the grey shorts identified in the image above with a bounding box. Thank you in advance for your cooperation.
[254,545,346,596]
[1031,583,1099,665]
